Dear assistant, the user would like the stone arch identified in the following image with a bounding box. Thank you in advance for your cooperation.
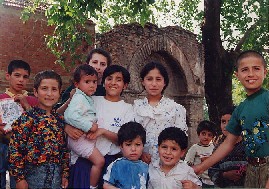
[97,23,204,145]
[127,34,196,98]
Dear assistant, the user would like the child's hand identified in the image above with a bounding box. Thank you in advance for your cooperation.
[141,152,151,164]
[90,122,98,132]
[87,128,105,140]
[61,177,68,188]
[181,180,201,189]
[14,94,31,110]
[64,124,84,140]
[16,179,28,189]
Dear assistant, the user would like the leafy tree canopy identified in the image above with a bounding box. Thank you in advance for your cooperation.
[22,0,268,67]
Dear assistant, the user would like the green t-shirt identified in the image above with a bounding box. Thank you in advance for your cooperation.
[226,88,269,157]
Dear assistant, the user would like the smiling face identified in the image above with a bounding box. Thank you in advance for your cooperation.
[142,68,166,99]
[34,79,60,113]
[235,56,267,96]
[6,68,29,95]
[104,72,127,102]
[158,140,186,172]
[120,136,144,161]
[75,74,97,96]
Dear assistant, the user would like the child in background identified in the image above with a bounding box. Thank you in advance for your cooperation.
[185,121,216,188]
[8,70,69,189]
[148,127,201,189]
[103,121,148,189]
[208,106,246,188]
[133,61,188,165]
[0,60,38,189]
[194,50,269,188]
[64,64,105,189]
[66,65,134,188]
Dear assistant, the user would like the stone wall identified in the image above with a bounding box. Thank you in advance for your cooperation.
[97,23,205,145]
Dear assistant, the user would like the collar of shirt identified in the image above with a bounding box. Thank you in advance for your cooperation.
[5,88,28,98]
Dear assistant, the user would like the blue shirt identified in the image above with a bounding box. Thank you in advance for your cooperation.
[103,157,148,189]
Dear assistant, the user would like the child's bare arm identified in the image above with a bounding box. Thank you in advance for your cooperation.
[181,180,201,189]
[266,178,269,189]
[193,133,238,174]
[103,182,119,189]
[57,89,76,114]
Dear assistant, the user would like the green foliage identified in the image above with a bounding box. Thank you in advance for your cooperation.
[21,0,268,80]
[93,0,154,33]
[21,0,154,69]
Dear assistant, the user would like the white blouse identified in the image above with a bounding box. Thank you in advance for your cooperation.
[133,96,188,164]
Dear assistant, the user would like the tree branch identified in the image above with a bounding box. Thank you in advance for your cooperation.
[235,21,259,52]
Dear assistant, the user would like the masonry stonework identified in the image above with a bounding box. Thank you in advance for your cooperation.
[97,23,205,145]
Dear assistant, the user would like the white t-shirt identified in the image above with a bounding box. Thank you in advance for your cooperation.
[133,96,188,164]
[184,143,215,185]
[93,96,134,155]
[148,160,202,189]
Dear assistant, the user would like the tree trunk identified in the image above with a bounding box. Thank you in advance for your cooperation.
[202,0,235,128]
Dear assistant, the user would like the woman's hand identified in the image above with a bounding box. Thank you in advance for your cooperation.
[61,177,68,189]
[16,179,28,189]
[141,152,151,164]
[222,170,242,182]
[64,124,84,140]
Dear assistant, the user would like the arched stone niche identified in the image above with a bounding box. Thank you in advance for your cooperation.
[97,23,204,145]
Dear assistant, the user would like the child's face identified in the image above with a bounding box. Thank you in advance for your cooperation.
[158,140,186,170]
[220,114,231,136]
[6,68,29,94]
[88,53,108,82]
[120,136,144,161]
[75,74,97,96]
[198,130,214,145]
[235,56,267,96]
[104,72,127,101]
[34,79,60,113]
[142,68,166,98]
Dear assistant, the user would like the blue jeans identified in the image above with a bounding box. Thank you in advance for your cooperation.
[0,143,16,189]
[25,163,62,189]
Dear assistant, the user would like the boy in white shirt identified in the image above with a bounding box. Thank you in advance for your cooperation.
[148,127,201,189]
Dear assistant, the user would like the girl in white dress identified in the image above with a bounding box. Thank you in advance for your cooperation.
[133,61,188,165]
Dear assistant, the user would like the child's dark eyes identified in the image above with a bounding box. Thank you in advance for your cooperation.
[221,120,227,124]
[136,143,142,147]
[101,63,107,67]
[41,87,47,90]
